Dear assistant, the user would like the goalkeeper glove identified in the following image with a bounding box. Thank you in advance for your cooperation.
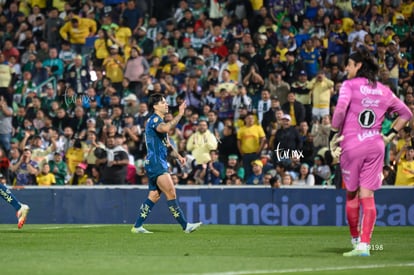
[329,130,344,160]
[381,128,398,145]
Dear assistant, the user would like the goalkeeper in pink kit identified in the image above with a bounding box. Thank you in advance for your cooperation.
[329,48,412,256]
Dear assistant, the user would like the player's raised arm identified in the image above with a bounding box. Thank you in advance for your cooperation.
[156,101,187,133]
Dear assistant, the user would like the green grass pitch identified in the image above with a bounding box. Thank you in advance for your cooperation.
[0,225,413,275]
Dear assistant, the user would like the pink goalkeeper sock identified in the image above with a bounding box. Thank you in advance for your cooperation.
[360,197,377,244]
[346,193,360,238]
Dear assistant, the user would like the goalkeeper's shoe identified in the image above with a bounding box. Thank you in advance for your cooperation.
[352,237,360,249]
[131,226,153,234]
[184,222,202,233]
[17,204,30,229]
[343,248,370,257]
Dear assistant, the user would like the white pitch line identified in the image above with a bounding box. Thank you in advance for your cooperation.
[35,225,118,230]
[197,262,414,275]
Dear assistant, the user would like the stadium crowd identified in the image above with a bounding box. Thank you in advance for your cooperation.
[0,0,414,187]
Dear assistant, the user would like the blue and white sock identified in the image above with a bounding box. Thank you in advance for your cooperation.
[167,199,187,229]
[134,198,155,228]
[0,184,21,211]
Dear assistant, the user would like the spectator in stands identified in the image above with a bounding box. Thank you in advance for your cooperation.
[44,8,64,49]
[211,36,228,62]
[10,146,39,185]
[31,58,49,86]
[327,19,348,67]
[311,155,331,185]
[66,55,90,94]
[122,113,141,156]
[93,29,113,68]
[0,52,14,108]
[82,129,105,175]
[225,153,245,180]
[21,45,37,71]
[0,95,13,153]
[246,159,264,185]
[281,91,306,127]
[242,63,265,104]
[115,17,133,49]
[382,165,396,186]
[213,88,234,120]
[70,106,88,138]
[300,38,323,79]
[186,119,218,167]
[290,70,312,125]
[122,0,144,34]
[201,108,220,137]
[198,150,224,185]
[293,163,315,186]
[256,89,272,124]
[281,173,294,186]
[135,27,154,58]
[121,94,138,115]
[52,107,70,135]
[182,111,199,140]
[132,102,148,130]
[311,114,331,150]
[103,44,125,92]
[2,39,20,62]
[265,72,290,106]
[68,162,89,185]
[32,109,46,131]
[59,14,97,54]
[124,46,149,93]
[283,51,305,85]
[232,85,252,120]
[384,40,401,92]
[261,96,281,139]
[21,130,56,167]
[40,84,57,113]
[36,163,56,186]
[307,70,334,121]
[272,114,302,157]
[96,135,129,185]
[237,112,266,179]
[48,152,67,185]
[42,48,65,80]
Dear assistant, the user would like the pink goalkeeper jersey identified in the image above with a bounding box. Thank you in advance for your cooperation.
[332,77,412,143]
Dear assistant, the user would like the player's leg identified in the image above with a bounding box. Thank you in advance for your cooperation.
[339,146,363,252]
[157,173,187,229]
[353,187,376,253]
[131,176,161,233]
[340,150,361,243]
[157,174,202,233]
[344,149,382,256]
[343,187,374,256]
[346,190,360,248]
[0,183,30,229]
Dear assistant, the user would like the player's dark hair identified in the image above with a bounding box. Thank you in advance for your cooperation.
[148,93,165,112]
[348,47,379,87]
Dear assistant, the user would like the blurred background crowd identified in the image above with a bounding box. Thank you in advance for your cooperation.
[0,0,414,187]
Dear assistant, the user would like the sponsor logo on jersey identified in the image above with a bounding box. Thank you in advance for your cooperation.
[360,86,383,96]
[361,97,380,107]
[357,129,380,141]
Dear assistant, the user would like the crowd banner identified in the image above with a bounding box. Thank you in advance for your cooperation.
[1,186,413,226]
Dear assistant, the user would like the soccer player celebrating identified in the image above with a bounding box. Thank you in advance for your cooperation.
[131,93,202,234]
[330,48,412,256]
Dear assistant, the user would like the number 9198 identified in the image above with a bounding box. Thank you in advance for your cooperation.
[368,244,384,251]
